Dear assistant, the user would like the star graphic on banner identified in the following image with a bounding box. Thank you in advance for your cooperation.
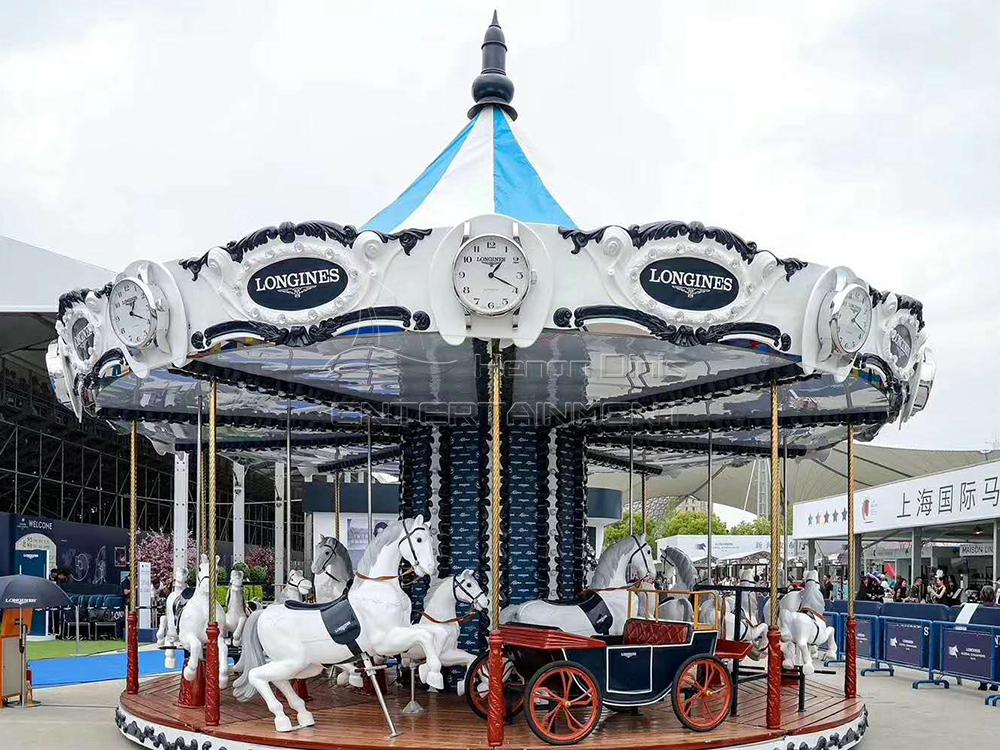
[833,510,839,522]
[824,512,830,524]
[843,507,848,518]
[808,515,813,526]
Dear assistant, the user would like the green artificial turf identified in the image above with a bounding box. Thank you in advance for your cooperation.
[27,638,126,660]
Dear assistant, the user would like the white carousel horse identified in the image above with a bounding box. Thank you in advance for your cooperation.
[171,556,230,688]
[403,569,488,694]
[700,568,769,657]
[311,535,353,603]
[274,569,314,604]
[499,535,656,636]
[779,607,837,675]
[225,568,248,647]
[157,568,189,667]
[233,516,443,732]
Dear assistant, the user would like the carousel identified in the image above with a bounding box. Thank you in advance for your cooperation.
[45,13,933,750]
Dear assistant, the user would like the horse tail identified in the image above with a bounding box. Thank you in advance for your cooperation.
[232,609,265,702]
[659,546,699,590]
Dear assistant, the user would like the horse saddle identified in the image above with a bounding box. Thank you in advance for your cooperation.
[542,593,613,635]
[284,596,362,655]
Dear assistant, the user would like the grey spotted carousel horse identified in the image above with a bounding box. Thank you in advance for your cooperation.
[311,535,353,603]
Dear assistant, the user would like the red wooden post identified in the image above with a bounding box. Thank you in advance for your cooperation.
[487,631,505,748]
[177,656,206,707]
[126,611,139,694]
[845,616,858,698]
[293,678,311,701]
[205,623,220,725]
[766,625,782,729]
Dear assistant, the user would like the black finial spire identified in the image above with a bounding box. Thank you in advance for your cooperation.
[468,11,517,120]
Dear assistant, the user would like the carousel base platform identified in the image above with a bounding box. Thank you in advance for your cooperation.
[116,674,869,750]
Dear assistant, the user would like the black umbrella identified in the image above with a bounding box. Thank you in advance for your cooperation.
[0,574,72,610]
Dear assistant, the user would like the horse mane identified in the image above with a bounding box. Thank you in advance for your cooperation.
[659,545,699,590]
[592,536,639,589]
[332,538,354,576]
[356,519,406,575]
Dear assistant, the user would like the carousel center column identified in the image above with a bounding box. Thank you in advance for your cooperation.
[845,427,858,698]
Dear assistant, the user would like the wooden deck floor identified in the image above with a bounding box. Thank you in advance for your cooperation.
[120,673,865,750]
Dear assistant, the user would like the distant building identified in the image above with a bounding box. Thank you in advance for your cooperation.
[675,497,708,515]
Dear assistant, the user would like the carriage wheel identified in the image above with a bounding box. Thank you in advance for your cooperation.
[671,655,732,732]
[464,652,524,720]
[525,661,602,745]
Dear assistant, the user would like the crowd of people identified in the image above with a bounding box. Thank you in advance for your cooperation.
[855,568,1000,605]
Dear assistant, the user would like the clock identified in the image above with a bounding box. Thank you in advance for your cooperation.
[822,283,872,356]
[109,277,163,349]
[452,233,530,316]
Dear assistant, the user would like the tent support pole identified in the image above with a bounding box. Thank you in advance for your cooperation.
[285,401,292,576]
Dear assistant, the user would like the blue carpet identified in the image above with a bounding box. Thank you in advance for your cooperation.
[31,649,182,687]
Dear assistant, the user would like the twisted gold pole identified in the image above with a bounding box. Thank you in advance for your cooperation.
[208,380,218,623]
[847,427,856,618]
[335,472,342,541]
[490,340,502,628]
[769,382,781,622]
[130,421,138,612]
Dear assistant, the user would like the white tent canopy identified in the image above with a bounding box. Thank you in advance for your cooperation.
[591,444,1000,510]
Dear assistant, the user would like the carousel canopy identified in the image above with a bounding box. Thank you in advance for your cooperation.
[44,15,935,493]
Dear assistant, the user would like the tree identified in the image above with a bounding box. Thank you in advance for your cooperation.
[730,515,792,535]
[602,512,668,550]
[661,511,728,537]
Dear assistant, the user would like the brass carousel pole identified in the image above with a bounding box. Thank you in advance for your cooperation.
[845,427,858,698]
[487,339,505,748]
[628,418,635,535]
[766,382,782,729]
[205,380,220,725]
[126,421,139,695]
[334,472,342,541]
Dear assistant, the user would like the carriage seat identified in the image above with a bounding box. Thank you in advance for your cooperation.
[622,618,692,647]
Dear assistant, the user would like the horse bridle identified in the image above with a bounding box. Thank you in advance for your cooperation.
[317,539,343,584]
[397,522,428,572]
[626,535,654,584]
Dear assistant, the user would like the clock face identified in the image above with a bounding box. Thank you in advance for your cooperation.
[833,285,872,354]
[109,278,157,348]
[452,234,530,316]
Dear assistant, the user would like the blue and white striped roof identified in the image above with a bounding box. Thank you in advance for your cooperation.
[364,106,576,233]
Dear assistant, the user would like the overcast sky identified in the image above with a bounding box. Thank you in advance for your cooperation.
[1,1,998,453]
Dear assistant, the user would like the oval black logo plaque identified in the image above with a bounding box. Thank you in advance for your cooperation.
[247,257,349,312]
[639,257,740,311]
[889,323,913,368]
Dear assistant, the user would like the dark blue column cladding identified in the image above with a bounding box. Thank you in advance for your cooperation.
[400,422,432,620]
[555,427,587,599]
[448,422,487,655]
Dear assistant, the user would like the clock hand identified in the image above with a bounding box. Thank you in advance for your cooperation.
[492,274,518,291]
[487,259,506,277]
[129,310,148,322]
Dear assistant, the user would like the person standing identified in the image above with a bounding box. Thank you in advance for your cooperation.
[821,574,834,600]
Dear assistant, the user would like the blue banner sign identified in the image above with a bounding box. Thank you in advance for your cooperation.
[882,620,928,668]
[856,617,873,658]
[940,628,996,681]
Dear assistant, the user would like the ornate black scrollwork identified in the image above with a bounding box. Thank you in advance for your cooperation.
[870,286,925,331]
[57,283,112,322]
[369,227,433,255]
[570,305,792,351]
[557,226,609,254]
[552,307,573,328]
[179,220,360,281]
[558,220,807,280]
[412,310,431,330]
[190,306,414,350]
